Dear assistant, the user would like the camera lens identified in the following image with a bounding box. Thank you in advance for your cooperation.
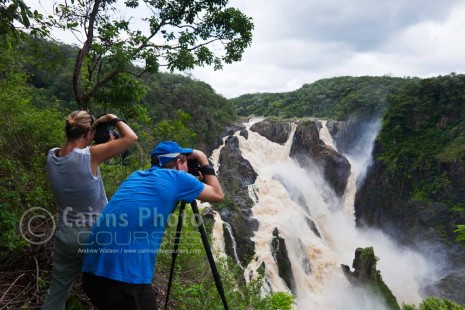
[187,159,200,176]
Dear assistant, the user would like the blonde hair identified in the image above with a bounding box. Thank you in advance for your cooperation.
[65,111,95,140]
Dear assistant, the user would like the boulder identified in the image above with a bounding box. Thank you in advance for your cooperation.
[290,120,351,197]
[239,128,249,140]
[250,120,292,145]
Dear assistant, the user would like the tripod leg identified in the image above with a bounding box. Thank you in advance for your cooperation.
[191,200,229,310]
[165,202,186,310]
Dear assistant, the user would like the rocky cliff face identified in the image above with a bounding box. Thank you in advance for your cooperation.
[355,140,465,304]
[290,120,351,197]
[326,117,381,157]
[326,119,359,155]
[270,227,296,294]
[342,247,400,310]
[249,120,292,145]
[211,122,246,152]
[216,119,350,278]
[217,135,258,266]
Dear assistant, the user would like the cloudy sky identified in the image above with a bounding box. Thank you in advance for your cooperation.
[190,0,465,98]
[32,0,465,99]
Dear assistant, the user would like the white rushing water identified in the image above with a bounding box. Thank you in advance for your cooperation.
[211,118,440,309]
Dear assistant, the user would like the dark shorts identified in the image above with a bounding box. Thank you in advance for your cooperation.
[82,272,158,310]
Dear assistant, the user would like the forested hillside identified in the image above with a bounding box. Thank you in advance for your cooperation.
[1,35,286,309]
[232,73,465,219]
[232,75,412,120]
[355,74,465,303]
[232,73,465,305]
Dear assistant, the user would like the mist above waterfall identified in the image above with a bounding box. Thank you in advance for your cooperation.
[211,118,444,309]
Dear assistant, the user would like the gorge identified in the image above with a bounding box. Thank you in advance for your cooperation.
[208,118,458,309]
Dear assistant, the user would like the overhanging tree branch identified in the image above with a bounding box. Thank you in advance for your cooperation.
[72,0,102,110]
[54,0,253,109]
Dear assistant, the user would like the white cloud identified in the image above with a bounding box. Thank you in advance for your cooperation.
[192,0,465,98]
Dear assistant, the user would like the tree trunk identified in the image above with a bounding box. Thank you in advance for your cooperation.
[72,0,102,111]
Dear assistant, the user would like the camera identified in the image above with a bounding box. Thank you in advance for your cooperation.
[187,159,215,180]
[94,115,120,144]
[187,159,200,177]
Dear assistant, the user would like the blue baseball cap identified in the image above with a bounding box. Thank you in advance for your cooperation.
[151,141,193,166]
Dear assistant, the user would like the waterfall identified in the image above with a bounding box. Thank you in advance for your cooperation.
[210,118,439,309]
[319,120,336,149]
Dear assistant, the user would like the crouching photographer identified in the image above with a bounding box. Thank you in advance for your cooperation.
[80,141,224,310]
[42,111,138,310]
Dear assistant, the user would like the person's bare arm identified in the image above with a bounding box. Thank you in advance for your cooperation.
[187,150,224,203]
[90,114,138,168]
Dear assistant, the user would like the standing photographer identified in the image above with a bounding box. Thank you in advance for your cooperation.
[80,141,223,309]
[42,111,138,310]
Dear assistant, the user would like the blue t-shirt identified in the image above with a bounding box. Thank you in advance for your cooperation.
[81,166,204,284]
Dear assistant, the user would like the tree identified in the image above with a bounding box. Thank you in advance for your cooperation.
[53,0,254,110]
[0,0,49,43]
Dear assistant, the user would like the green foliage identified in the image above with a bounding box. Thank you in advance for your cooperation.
[156,207,295,309]
[356,248,400,310]
[261,291,296,310]
[377,74,465,204]
[0,45,63,257]
[50,0,253,109]
[436,134,465,162]
[233,76,409,120]
[402,297,465,310]
[65,295,85,310]
[141,72,236,152]
[454,225,465,246]
[0,0,50,43]
[214,197,235,210]
[94,72,149,114]
[151,110,198,147]
[18,37,236,154]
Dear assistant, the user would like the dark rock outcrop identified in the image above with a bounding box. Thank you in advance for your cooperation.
[212,122,247,152]
[239,128,248,140]
[220,122,246,138]
[326,119,358,155]
[355,141,465,304]
[304,216,321,239]
[271,228,296,294]
[327,118,383,163]
[217,136,259,266]
[290,120,351,197]
[342,247,400,310]
[250,120,292,145]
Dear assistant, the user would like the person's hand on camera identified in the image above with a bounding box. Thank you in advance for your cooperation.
[186,150,208,166]
[95,114,117,124]
[188,149,223,202]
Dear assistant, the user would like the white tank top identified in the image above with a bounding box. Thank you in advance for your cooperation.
[47,147,107,227]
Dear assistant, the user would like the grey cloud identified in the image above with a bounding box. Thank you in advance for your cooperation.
[257,0,460,51]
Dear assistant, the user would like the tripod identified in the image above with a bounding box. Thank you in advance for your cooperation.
[165,200,229,310]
